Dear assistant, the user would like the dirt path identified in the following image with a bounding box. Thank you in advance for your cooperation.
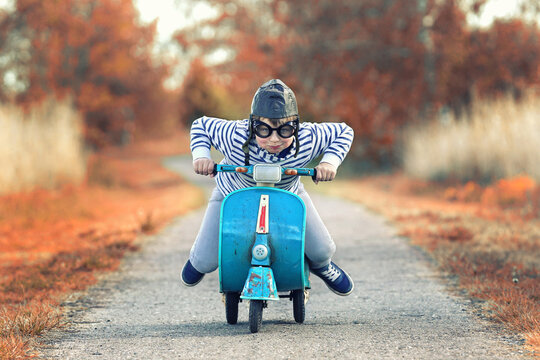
[40,156,529,359]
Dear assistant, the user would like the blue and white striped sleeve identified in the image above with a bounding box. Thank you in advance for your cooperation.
[309,122,354,168]
[190,116,238,160]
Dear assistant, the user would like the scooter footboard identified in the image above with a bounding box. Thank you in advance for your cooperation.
[219,187,307,293]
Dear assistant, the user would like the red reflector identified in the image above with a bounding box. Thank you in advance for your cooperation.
[284,169,297,175]
[236,167,248,173]
[259,205,266,229]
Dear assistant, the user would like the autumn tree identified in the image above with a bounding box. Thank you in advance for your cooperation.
[0,0,174,147]
[175,0,540,166]
[178,59,246,126]
[433,2,540,113]
[176,0,432,164]
[465,20,540,98]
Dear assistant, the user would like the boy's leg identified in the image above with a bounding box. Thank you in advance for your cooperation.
[182,187,224,286]
[297,183,335,268]
[298,183,354,296]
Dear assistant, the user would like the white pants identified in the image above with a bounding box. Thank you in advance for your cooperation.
[189,182,336,273]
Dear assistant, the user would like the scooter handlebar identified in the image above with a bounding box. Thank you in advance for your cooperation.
[213,164,318,181]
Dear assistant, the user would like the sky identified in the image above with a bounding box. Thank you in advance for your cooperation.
[0,0,527,42]
[135,0,217,43]
[466,0,524,27]
[134,0,525,43]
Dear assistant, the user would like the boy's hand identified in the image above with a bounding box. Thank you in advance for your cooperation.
[313,162,336,184]
[193,158,216,178]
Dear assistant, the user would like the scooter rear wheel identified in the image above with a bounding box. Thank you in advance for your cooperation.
[225,292,240,324]
[249,300,263,333]
[292,289,305,323]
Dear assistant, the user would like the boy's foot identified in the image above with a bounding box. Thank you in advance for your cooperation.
[181,260,205,286]
[311,261,354,296]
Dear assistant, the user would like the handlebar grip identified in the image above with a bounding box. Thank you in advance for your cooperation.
[312,168,317,182]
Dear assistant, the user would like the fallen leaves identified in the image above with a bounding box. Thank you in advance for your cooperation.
[0,132,203,357]
[319,173,539,355]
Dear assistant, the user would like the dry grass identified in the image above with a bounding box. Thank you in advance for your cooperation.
[0,303,62,338]
[317,174,539,356]
[0,302,63,359]
[403,95,540,182]
[0,131,203,358]
[396,94,540,355]
[0,99,86,195]
[0,334,30,360]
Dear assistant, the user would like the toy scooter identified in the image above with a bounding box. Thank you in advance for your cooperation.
[215,163,316,333]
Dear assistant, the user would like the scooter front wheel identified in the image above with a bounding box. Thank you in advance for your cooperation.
[225,292,240,324]
[249,300,263,333]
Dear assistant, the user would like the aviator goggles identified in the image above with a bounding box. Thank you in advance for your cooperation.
[252,120,296,138]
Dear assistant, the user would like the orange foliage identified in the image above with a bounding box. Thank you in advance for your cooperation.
[444,181,483,202]
[0,132,195,265]
[483,176,538,207]
[442,176,539,218]
[436,225,475,243]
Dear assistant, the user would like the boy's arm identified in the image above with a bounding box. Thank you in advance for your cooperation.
[190,116,240,174]
[190,116,215,160]
[306,122,354,183]
[309,122,354,168]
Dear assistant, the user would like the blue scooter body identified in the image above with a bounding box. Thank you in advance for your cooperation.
[219,187,310,297]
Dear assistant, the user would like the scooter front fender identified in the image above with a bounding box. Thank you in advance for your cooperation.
[240,266,279,301]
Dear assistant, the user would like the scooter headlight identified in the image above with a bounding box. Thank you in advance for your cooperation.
[252,244,269,260]
[253,164,281,183]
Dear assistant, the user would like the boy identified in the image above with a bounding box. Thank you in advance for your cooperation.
[182,79,354,296]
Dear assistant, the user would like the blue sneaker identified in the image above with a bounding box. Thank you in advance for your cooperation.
[181,260,204,287]
[311,261,354,296]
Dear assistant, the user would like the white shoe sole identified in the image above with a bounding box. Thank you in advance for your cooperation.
[181,274,204,287]
[323,272,354,296]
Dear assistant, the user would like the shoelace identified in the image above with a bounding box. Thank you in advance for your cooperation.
[320,264,341,282]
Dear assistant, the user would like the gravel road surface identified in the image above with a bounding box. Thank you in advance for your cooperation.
[40,156,530,359]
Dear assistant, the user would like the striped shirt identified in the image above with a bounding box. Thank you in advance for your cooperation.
[190,116,354,196]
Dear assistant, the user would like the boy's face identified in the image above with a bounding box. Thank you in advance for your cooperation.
[254,118,295,154]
